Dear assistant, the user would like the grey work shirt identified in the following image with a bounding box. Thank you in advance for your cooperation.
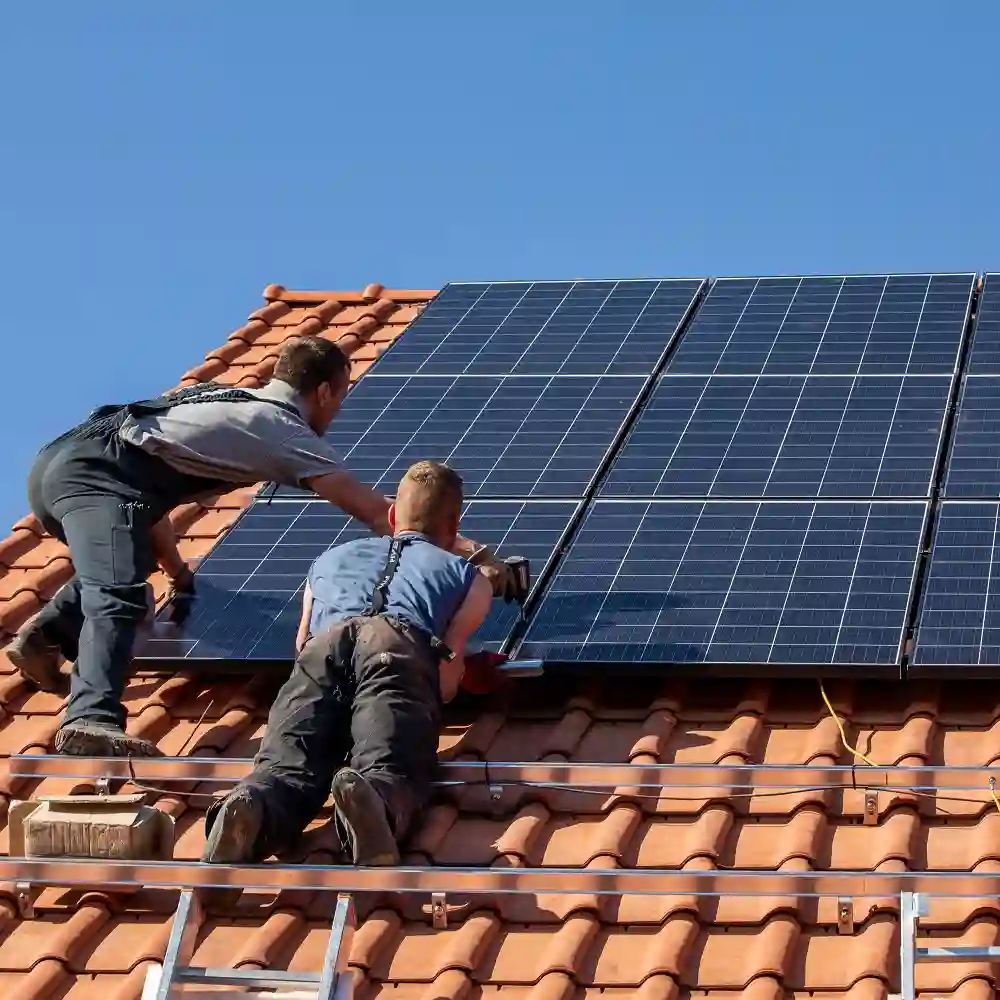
[118,380,344,488]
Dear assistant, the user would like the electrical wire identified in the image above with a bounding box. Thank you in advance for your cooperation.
[817,678,877,768]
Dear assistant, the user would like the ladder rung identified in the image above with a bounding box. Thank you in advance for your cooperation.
[917,945,1000,962]
[177,967,321,987]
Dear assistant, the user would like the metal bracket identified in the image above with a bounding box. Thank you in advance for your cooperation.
[15,882,33,919]
[864,790,878,825]
[431,892,448,929]
[95,776,111,796]
[489,784,503,803]
[837,896,854,935]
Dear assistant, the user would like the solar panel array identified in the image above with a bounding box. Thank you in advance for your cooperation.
[519,273,975,671]
[137,271,993,677]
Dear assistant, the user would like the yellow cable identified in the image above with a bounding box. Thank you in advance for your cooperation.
[818,679,878,767]
[819,680,1000,815]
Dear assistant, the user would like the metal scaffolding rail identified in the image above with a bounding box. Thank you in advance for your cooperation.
[7,856,1000,896]
[10,753,1000,794]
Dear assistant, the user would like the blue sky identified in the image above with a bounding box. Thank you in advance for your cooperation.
[0,3,996,533]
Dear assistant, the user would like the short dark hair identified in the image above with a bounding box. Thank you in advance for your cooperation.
[395,461,464,534]
[272,336,351,393]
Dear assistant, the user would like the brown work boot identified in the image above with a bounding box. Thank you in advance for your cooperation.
[54,719,163,757]
[330,768,400,866]
[201,789,264,864]
[7,623,66,693]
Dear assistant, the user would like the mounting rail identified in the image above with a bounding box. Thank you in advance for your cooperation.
[11,754,1000,794]
[8,857,1000,896]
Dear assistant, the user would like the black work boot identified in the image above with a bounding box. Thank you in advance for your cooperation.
[330,768,400,866]
[54,719,163,757]
[7,623,66,693]
[201,789,265,864]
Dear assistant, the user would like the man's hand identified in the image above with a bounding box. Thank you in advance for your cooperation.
[467,546,529,603]
[165,565,197,625]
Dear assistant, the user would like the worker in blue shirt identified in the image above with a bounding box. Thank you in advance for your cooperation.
[202,460,496,867]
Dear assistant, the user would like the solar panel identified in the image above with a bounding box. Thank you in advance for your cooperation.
[941,377,1000,498]
[910,502,1000,670]
[665,274,974,376]
[517,500,926,669]
[136,499,578,662]
[965,274,1000,373]
[269,375,643,499]
[599,374,951,499]
[369,279,705,376]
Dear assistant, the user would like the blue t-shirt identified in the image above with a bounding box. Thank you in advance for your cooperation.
[307,531,478,640]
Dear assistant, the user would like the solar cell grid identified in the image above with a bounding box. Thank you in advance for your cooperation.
[941,377,1000,498]
[137,499,577,661]
[911,503,1000,668]
[370,279,704,376]
[665,274,973,375]
[270,374,643,499]
[518,500,926,669]
[600,374,950,499]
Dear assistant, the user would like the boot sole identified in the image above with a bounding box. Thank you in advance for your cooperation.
[201,793,263,864]
[331,771,400,867]
[8,645,65,694]
[55,725,164,758]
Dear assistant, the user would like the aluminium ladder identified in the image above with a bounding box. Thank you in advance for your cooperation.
[140,888,355,1000]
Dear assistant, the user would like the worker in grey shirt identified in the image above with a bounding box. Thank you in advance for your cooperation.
[9,335,526,758]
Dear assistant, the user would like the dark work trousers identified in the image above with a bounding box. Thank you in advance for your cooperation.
[26,432,220,730]
[208,615,443,859]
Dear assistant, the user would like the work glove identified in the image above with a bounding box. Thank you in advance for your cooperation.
[460,651,512,695]
[468,546,529,603]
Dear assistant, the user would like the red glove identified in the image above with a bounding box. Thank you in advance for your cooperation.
[460,651,511,695]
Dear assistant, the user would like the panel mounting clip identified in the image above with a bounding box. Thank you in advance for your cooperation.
[837,897,854,935]
[864,790,878,825]
[431,892,448,929]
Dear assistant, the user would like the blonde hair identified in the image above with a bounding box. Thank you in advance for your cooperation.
[395,461,464,535]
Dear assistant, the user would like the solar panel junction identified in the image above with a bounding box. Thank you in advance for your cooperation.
[369,278,705,376]
[137,499,578,663]
[517,499,927,672]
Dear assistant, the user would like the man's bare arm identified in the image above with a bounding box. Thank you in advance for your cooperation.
[439,574,494,703]
[296,582,314,654]
[304,470,393,535]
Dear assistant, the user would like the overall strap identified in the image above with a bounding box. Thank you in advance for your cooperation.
[364,537,455,661]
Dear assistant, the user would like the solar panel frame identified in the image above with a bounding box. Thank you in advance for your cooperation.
[910,500,1000,675]
[516,498,928,676]
[136,498,582,667]
[598,373,953,500]
[366,278,706,377]
[664,273,975,376]
[265,374,648,501]
[963,273,1000,374]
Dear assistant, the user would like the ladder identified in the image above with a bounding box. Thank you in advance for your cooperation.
[894,890,1000,1000]
[140,888,355,1000]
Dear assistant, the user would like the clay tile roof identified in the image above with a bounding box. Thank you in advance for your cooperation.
[0,280,994,998]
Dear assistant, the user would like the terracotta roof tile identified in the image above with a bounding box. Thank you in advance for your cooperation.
[1,279,996,996]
